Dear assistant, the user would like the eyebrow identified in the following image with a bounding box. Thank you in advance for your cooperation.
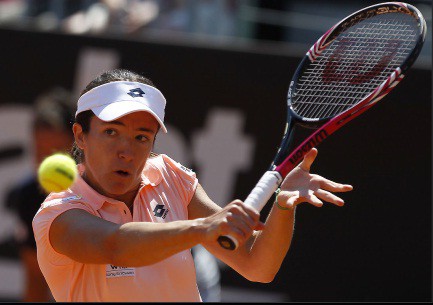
[101,120,156,133]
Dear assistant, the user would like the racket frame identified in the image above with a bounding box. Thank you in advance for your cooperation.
[217,2,426,250]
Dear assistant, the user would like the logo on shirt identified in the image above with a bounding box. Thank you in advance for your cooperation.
[180,165,193,173]
[61,195,82,202]
[106,265,135,278]
[127,88,145,98]
[153,204,169,219]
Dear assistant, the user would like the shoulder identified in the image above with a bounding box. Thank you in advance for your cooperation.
[33,190,95,228]
[144,154,198,203]
[147,154,195,176]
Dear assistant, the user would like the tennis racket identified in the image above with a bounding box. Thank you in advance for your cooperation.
[217,2,426,250]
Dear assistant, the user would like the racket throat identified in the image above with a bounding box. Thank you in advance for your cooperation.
[271,123,323,171]
[271,120,297,170]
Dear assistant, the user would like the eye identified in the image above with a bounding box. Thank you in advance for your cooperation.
[136,135,150,142]
[105,129,117,136]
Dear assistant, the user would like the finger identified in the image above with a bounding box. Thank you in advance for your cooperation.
[319,177,353,192]
[304,193,323,207]
[235,201,261,223]
[287,195,299,207]
[217,217,245,242]
[315,189,345,206]
[227,204,259,232]
[223,225,247,243]
[277,190,299,209]
[299,148,318,172]
[255,221,265,231]
[227,214,257,240]
[278,190,299,203]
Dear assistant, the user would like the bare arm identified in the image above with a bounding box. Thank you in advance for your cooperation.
[50,148,351,277]
[188,148,353,283]
[49,188,263,267]
[188,184,294,283]
[50,210,204,267]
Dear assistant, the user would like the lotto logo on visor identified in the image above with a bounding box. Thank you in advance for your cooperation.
[127,88,145,98]
[75,81,168,133]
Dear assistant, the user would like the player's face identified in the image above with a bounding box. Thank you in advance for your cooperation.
[74,111,159,202]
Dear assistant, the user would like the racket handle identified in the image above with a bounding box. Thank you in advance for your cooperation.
[244,171,283,211]
[217,171,283,250]
[217,234,238,250]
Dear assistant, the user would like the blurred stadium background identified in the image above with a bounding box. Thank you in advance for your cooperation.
[0,0,431,302]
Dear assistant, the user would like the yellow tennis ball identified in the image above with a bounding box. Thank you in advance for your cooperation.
[37,153,78,193]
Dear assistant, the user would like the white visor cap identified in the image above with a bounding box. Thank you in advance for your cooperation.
[76,81,167,133]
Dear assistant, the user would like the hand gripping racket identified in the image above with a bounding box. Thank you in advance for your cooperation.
[217,2,426,250]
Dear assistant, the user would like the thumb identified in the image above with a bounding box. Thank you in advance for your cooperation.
[299,148,318,172]
[254,221,266,231]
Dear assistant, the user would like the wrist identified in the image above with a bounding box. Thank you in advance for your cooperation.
[190,218,207,242]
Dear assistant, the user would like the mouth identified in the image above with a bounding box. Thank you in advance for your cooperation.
[114,170,131,177]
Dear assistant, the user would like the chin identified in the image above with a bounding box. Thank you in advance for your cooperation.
[106,184,132,196]
[105,179,140,196]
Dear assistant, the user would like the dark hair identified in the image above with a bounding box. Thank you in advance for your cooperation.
[80,69,155,96]
[71,69,157,163]
[33,87,75,132]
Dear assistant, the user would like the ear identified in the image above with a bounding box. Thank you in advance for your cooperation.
[73,123,86,150]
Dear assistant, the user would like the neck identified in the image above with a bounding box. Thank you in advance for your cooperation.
[112,189,138,208]
[81,172,140,207]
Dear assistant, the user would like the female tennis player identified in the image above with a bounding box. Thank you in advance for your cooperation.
[32,69,353,302]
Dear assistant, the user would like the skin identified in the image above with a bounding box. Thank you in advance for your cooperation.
[50,110,353,284]
[73,111,159,207]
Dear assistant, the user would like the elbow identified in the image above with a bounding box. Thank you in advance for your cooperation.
[258,273,276,284]
[107,247,127,267]
[242,267,277,284]
[103,228,156,267]
[105,238,140,267]
[103,229,132,267]
[248,273,276,284]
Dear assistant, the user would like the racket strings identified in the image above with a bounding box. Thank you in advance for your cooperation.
[322,18,417,118]
[299,18,416,119]
[299,21,415,118]
[292,12,418,119]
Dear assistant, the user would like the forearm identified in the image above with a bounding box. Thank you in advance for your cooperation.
[201,203,296,283]
[247,204,296,280]
[108,219,203,267]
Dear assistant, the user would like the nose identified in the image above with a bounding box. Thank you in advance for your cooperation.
[117,137,134,162]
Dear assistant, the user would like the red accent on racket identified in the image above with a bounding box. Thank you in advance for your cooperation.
[218,2,426,250]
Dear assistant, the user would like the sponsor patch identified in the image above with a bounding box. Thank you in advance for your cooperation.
[61,195,82,202]
[180,164,193,173]
[106,265,135,278]
[153,203,169,219]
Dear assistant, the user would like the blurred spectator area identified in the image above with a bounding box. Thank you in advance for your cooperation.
[0,0,430,67]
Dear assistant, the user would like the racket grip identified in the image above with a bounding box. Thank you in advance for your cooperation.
[217,171,282,250]
[217,234,238,250]
[244,171,283,211]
